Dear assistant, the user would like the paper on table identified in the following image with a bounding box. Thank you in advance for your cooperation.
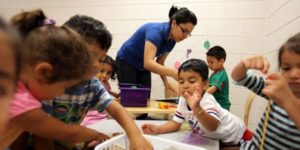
[154,97,178,103]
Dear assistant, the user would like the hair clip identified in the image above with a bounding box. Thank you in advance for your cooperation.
[43,18,56,26]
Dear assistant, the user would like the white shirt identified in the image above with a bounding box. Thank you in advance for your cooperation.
[173,93,245,144]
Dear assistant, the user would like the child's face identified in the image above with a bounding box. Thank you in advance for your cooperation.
[178,70,208,96]
[86,43,107,78]
[95,63,113,83]
[207,56,224,72]
[0,31,16,130]
[280,50,300,95]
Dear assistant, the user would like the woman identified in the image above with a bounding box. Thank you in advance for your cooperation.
[116,5,197,96]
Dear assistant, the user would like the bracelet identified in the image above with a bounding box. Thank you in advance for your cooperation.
[196,109,204,116]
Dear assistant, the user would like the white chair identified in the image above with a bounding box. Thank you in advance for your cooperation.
[243,92,256,128]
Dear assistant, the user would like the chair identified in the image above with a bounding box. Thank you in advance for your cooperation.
[243,92,256,128]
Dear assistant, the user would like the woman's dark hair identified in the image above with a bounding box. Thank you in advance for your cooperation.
[168,5,197,25]
[101,55,117,80]
[64,15,112,50]
[178,59,208,81]
[278,33,300,68]
[0,17,23,81]
[11,9,92,83]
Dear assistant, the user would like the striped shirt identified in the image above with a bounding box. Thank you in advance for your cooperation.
[43,77,113,124]
[235,72,300,149]
[173,93,245,144]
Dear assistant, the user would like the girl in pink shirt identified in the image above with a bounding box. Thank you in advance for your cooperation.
[0,9,110,150]
[81,55,120,126]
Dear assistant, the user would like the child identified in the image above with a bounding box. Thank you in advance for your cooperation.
[206,46,230,110]
[96,55,120,98]
[231,33,300,149]
[81,55,119,127]
[0,9,108,149]
[142,59,252,147]
[0,17,22,133]
[42,15,152,150]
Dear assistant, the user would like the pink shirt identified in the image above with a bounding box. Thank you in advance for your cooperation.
[9,82,41,118]
[80,81,110,126]
[102,82,111,93]
[0,82,41,149]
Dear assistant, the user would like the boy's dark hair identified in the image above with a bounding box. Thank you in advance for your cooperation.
[278,32,300,68]
[178,59,208,81]
[101,55,117,80]
[0,17,23,81]
[11,9,92,83]
[64,15,112,50]
[206,45,227,61]
[168,5,197,26]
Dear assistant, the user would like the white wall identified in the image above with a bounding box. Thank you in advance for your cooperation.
[0,0,299,131]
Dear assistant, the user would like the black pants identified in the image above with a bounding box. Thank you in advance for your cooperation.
[116,57,152,91]
[116,57,151,120]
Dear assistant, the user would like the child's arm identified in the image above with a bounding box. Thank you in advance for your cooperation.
[142,120,181,135]
[184,86,219,131]
[231,56,270,81]
[10,108,110,143]
[108,91,120,98]
[263,73,300,129]
[206,86,217,94]
[106,101,153,150]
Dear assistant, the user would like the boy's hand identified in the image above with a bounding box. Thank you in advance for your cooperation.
[83,132,111,149]
[129,135,153,150]
[183,85,202,110]
[96,132,111,141]
[141,124,159,135]
[242,56,270,74]
[263,73,297,108]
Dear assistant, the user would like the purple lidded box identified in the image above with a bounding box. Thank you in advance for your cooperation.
[118,83,150,107]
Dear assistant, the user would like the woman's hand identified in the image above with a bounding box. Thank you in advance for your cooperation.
[170,69,178,81]
[242,55,270,74]
[165,82,179,97]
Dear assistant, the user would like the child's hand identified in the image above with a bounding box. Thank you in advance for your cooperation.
[263,73,297,108]
[141,123,159,135]
[129,135,153,150]
[96,132,111,142]
[242,56,270,74]
[83,132,111,149]
[183,85,202,110]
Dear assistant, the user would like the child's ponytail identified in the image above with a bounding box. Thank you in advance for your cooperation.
[10,9,54,38]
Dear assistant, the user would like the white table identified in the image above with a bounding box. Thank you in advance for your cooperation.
[88,119,219,150]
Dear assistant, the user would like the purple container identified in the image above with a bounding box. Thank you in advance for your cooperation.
[118,83,150,107]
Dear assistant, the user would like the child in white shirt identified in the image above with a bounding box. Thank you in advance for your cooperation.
[142,59,252,147]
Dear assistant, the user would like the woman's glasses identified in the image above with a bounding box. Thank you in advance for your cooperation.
[179,25,191,37]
